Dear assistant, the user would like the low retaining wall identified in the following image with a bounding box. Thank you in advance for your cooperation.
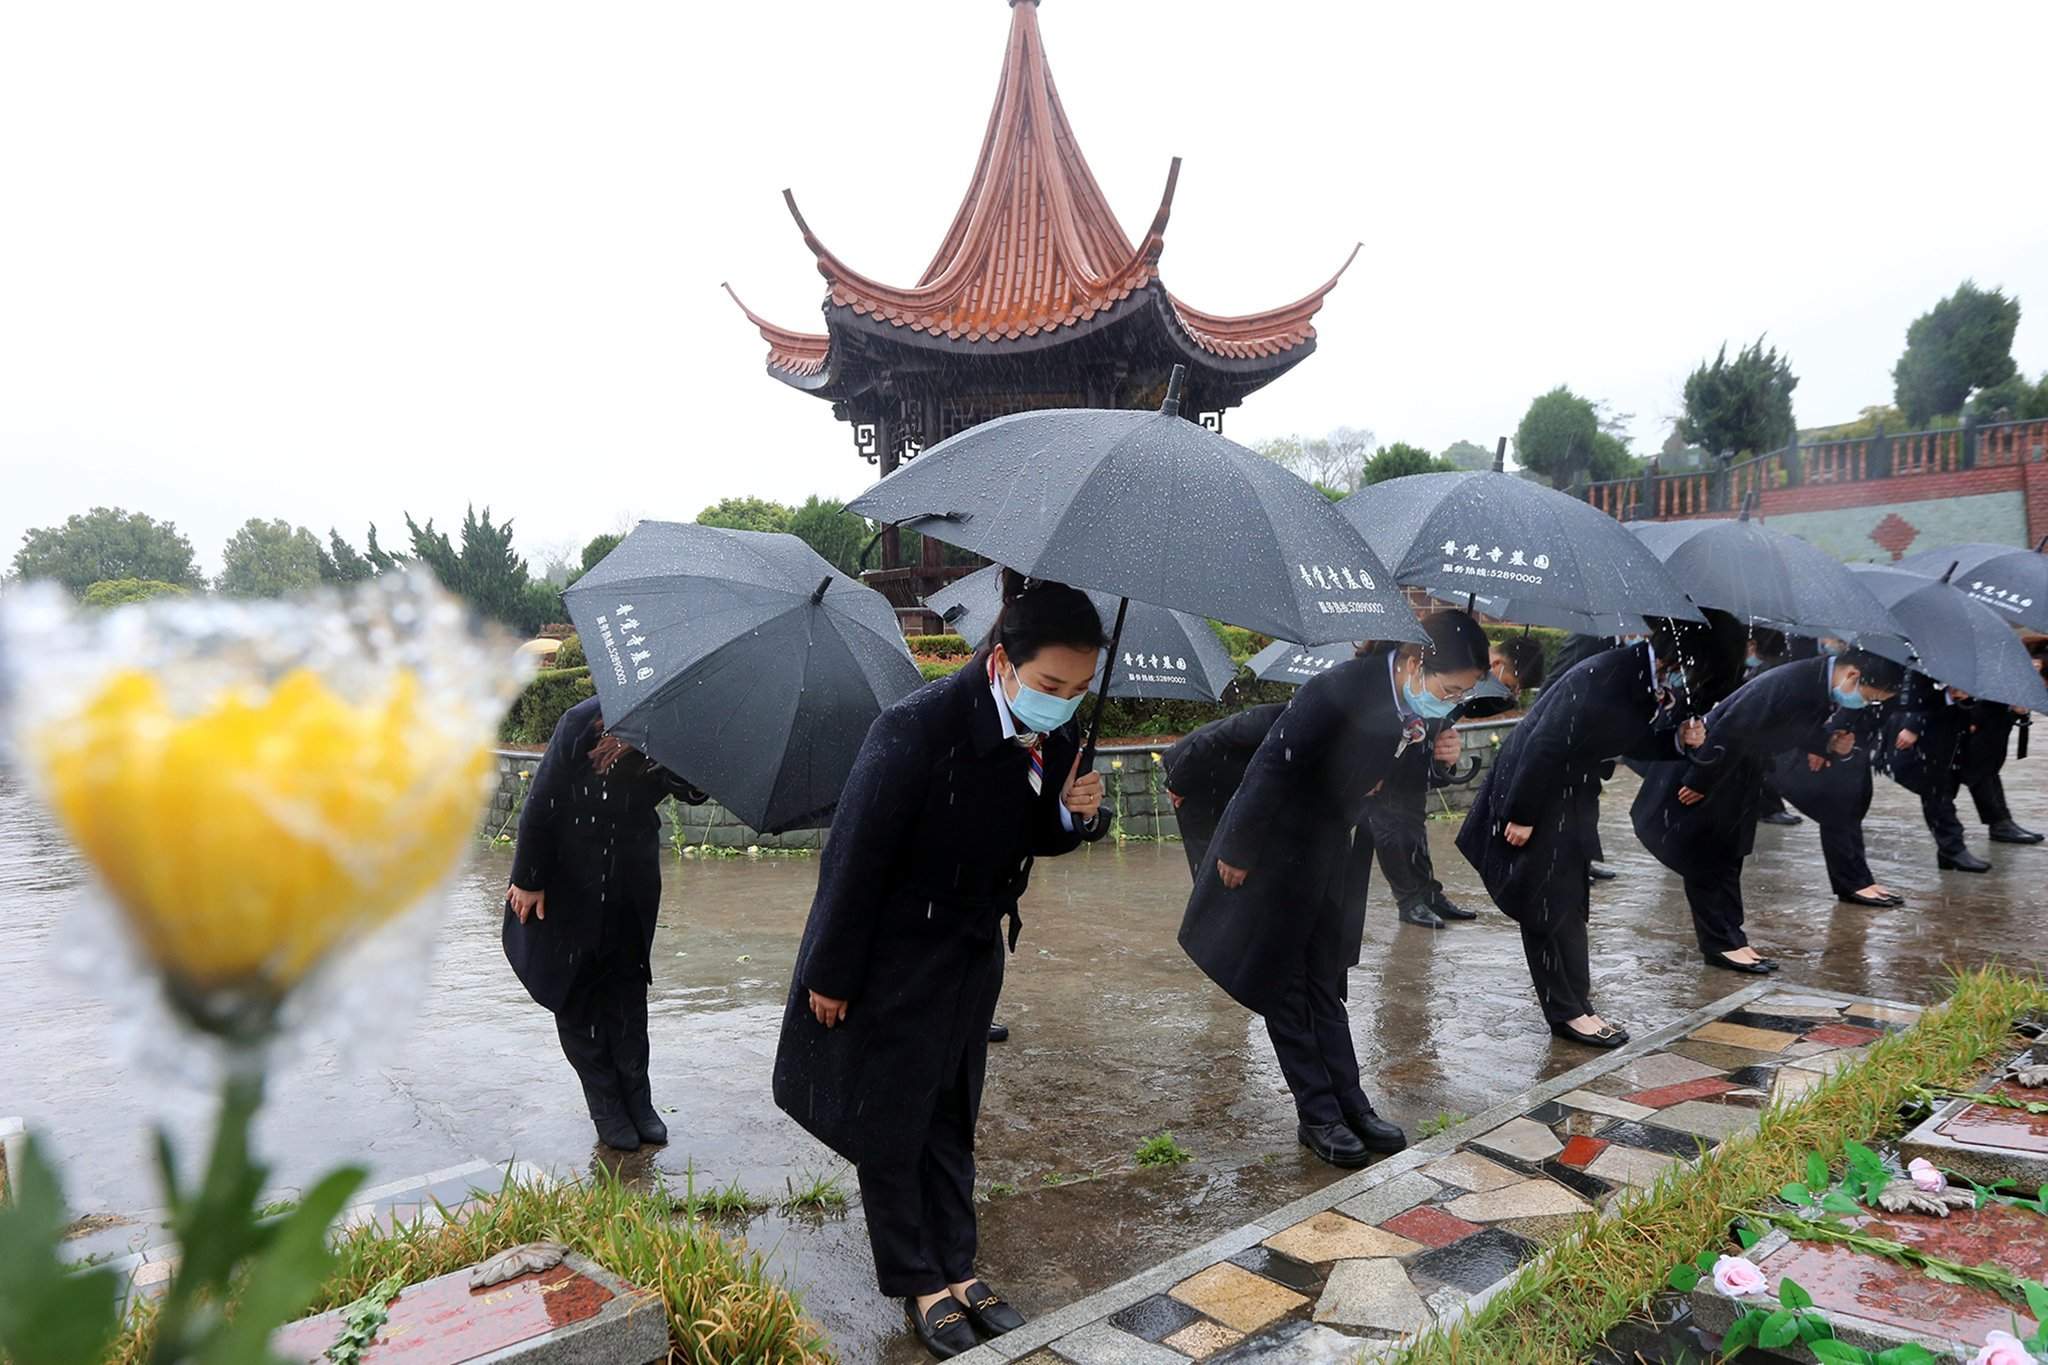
[484,717,1519,851]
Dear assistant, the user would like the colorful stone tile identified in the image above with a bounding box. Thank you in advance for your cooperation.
[1723,1008,1834,1035]
[1621,1077,1740,1109]
[1594,1119,1714,1157]
[1470,1117,1564,1164]
[1227,1247,1323,1295]
[1602,1051,1726,1088]
[1416,1151,1526,1194]
[1725,1064,1779,1087]
[1381,1205,1481,1250]
[1557,1136,1608,1168]
[1208,1321,1378,1363]
[1110,1294,1205,1342]
[1648,1099,1759,1142]
[1689,1020,1798,1053]
[1772,1067,1825,1105]
[1584,1143,1685,1190]
[1787,1046,1873,1077]
[1497,1212,1588,1247]
[1540,1159,1613,1201]
[1443,1180,1591,1222]
[1263,1212,1423,1265]
[1805,1022,1885,1047]
[1169,1262,1308,1334]
[1843,1002,1922,1025]
[1559,1110,1609,1137]
[1522,1101,1569,1125]
[1312,1258,1430,1335]
[1757,994,1850,1016]
[1665,1039,1789,1071]
[1781,1040,1833,1057]
[1406,1226,1539,1293]
[1333,1170,1440,1228]
[1051,1321,1188,1365]
[1552,1089,1658,1122]
[1162,1319,1243,1360]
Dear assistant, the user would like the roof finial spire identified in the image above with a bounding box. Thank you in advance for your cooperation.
[1162,364,1187,417]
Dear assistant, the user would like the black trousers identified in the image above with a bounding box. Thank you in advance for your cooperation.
[1817,818,1874,896]
[1367,793,1440,911]
[857,1002,983,1297]
[1516,870,1595,1025]
[555,973,653,1121]
[1968,774,2012,827]
[1263,899,1370,1127]
[1921,785,1969,860]
[1682,862,1748,954]
[1757,773,1789,819]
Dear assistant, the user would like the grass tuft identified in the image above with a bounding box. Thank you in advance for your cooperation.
[1384,965,2048,1365]
[1134,1132,1194,1169]
[1415,1110,1470,1139]
[779,1169,850,1216]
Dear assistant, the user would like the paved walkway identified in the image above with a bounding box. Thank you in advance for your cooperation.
[971,985,1922,1364]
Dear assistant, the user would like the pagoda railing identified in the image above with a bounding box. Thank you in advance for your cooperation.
[1581,416,2048,521]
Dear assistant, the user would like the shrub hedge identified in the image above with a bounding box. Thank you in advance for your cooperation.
[553,633,586,669]
[906,632,973,658]
[501,666,593,744]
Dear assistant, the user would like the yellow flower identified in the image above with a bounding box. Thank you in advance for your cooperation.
[34,666,490,1017]
[1110,759,1124,770]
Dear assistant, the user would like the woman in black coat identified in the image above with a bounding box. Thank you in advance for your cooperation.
[1879,670,1991,872]
[772,572,1107,1360]
[1769,701,1895,907]
[1631,648,1904,974]
[505,696,707,1151]
[1458,618,1728,1048]
[1176,612,1487,1170]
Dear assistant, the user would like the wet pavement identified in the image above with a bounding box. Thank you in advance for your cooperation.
[1,759,2042,1363]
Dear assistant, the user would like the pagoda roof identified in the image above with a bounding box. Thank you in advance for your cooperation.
[726,0,1356,399]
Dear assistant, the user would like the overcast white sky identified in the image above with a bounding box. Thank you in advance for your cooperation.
[5,1,2047,576]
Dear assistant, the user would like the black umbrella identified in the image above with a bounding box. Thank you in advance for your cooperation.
[1894,539,2048,633]
[1339,466,1702,625]
[926,564,1237,702]
[1845,564,2048,710]
[1245,638,1355,686]
[1456,592,1648,638]
[1627,509,1902,642]
[565,522,923,832]
[846,371,1422,649]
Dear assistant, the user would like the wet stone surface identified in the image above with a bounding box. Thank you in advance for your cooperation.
[5,754,2043,1363]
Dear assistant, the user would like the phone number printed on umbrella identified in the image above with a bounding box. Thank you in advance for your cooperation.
[595,607,656,686]
[1968,580,2036,611]
[1438,541,1551,587]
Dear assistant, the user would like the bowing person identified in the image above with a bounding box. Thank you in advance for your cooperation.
[1881,671,1992,873]
[505,697,708,1151]
[1633,646,1904,974]
[1748,632,1805,828]
[1551,631,1627,880]
[772,570,1108,1361]
[1458,616,1733,1047]
[1362,636,1547,930]
[1176,611,1488,1169]
[1955,644,2042,845]
[1769,677,1897,908]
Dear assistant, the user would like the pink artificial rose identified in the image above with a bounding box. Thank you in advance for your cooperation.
[1907,1157,1947,1192]
[1711,1255,1768,1297]
[1969,1329,2031,1365]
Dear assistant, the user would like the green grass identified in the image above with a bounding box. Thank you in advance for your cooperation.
[779,1169,849,1216]
[1414,1110,1470,1139]
[1384,965,2048,1365]
[109,1167,830,1365]
[1134,1132,1194,1168]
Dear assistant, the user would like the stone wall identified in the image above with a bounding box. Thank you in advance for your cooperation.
[487,718,1520,852]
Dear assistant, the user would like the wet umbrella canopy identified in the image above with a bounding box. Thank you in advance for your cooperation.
[1627,513,1902,642]
[926,563,1236,702]
[1339,470,1702,626]
[1894,539,2048,634]
[845,373,1423,647]
[1456,592,1648,638]
[1845,564,2048,710]
[1244,637,1356,686]
[564,522,923,833]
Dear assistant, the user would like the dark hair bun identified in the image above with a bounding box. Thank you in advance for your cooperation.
[985,567,1108,667]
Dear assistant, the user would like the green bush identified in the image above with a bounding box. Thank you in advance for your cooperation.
[79,577,190,608]
[907,633,972,658]
[1210,623,1269,660]
[553,633,586,669]
[1481,623,1571,683]
[919,658,967,683]
[501,666,594,744]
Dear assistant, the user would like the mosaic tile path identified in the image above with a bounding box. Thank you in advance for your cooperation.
[959,985,1925,1364]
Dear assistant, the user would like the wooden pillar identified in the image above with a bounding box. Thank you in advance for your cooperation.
[875,412,901,568]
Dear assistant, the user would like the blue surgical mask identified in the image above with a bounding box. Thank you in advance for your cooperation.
[1402,677,1459,720]
[1005,664,1085,732]
[1820,639,1846,656]
[1831,685,1868,711]
[1745,653,1762,670]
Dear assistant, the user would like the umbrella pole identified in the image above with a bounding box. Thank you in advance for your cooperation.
[1078,597,1130,776]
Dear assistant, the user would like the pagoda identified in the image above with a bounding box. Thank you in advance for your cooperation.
[725,0,1357,603]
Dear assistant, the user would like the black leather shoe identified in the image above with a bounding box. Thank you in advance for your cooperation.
[1430,894,1479,921]
[955,1281,1026,1337]
[1550,1019,1630,1048]
[1398,902,1445,929]
[624,1091,668,1145]
[1703,951,1774,976]
[1298,1120,1372,1168]
[592,1107,642,1152]
[1759,810,1803,826]
[1588,862,1618,881]
[1838,891,1894,909]
[1938,851,1992,872]
[1342,1108,1410,1154]
[906,1298,979,1359]
[987,1023,1010,1043]
[1989,821,2044,845]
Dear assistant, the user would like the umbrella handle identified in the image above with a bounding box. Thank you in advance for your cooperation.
[1077,597,1131,780]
